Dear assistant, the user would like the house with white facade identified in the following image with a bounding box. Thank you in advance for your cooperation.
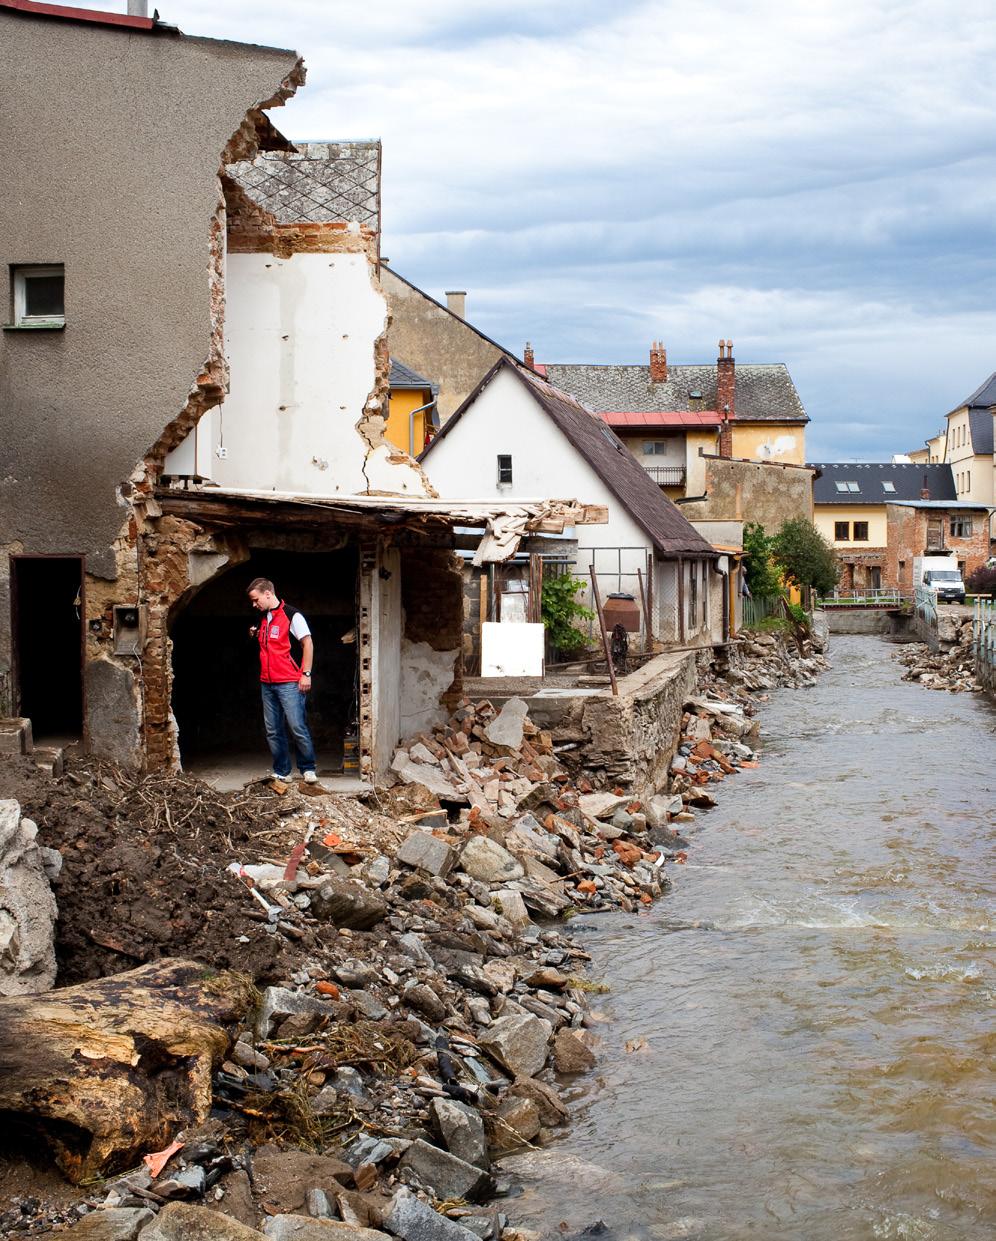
[421,358,723,659]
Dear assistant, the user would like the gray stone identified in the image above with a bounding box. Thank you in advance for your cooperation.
[483,697,528,749]
[333,958,377,987]
[492,889,531,930]
[552,1027,596,1074]
[311,1085,341,1116]
[404,982,448,1022]
[507,1077,569,1126]
[458,837,523,884]
[263,1217,389,1241]
[309,879,387,930]
[493,1096,541,1148]
[306,1189,333,1219]
[479,1013,552,1079]
[86,657,142,768]
[0,799,57,996]
[396,832,456,878]
[428,1097,489,1169]
[256,987,336,1039]
[233,1041,271,1071]
[397,1140,494,1203]
[347,989,388,1020]
[59,1208,155,1240]
[578,792,629,821]
[138,1202,265,1240]
[391,752,464,802]
[383,1188,481,1241]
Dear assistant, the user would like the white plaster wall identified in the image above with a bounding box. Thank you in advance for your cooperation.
[166,251,428,497]
[372,544,401,775]
[400,638,458,737]
[424,366,655,605]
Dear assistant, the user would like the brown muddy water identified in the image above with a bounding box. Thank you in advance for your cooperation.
[509,636,995,1241]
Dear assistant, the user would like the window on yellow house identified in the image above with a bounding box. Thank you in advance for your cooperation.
[853,522,869,541]
[835,522,849,540]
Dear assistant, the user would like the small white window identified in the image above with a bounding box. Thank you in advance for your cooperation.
[882,481,896,492]
[11,265,65,327]
[834,481,849,492]
[847,481,860,492]
[497,454,513,486]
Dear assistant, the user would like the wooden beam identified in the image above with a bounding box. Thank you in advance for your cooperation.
[589,566,618,696]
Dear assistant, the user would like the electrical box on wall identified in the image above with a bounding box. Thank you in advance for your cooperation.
[112,604,147,655]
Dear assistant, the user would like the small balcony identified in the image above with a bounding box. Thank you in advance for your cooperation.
[644,463,686,487]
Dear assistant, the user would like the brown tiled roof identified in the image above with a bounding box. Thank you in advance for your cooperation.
[423,359,716,559]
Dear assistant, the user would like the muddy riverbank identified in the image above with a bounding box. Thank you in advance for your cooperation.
[508,635,996,1241]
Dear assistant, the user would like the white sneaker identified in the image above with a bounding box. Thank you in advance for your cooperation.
[271,771,291,781]
[303,770,319,784]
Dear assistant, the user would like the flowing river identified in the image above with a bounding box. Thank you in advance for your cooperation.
[509,635,995,1241]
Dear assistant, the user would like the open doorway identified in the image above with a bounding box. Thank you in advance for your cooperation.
[11,555,84,742]
[170,547,359,785]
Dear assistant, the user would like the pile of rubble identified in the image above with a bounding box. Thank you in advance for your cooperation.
[0,629,829,1241]
[895,640,980,692]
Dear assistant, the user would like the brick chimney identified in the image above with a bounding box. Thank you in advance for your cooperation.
[717,339,735,458]
[523,342,535,371]
[445,290,466,319]
[921,476,931,500]
[649,340,668,383]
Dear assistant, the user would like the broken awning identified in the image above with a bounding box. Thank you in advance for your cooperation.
[153,486,607,564]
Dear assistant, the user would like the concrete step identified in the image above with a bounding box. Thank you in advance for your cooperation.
[0,717,34,756]
[33,745,65,777]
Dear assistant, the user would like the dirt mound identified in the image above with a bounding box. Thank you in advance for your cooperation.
[1,757,338,986]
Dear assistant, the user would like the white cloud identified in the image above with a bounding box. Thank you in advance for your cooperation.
[52,1,996,456]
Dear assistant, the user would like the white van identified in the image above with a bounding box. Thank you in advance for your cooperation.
[913,554,966,604]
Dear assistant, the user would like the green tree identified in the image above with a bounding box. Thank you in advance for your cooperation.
[772,518,840,596]
[742,522,784,597]
[541,574,594,652]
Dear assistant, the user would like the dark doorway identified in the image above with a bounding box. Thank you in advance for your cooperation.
[11,556,84,740]
[170,548,359,775]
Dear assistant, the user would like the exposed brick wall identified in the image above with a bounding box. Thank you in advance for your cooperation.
[885,504,990,592]
[649,341,667,383]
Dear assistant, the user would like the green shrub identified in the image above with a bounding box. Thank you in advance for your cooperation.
[541,574,594,652]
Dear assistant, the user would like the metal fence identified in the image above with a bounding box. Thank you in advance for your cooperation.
[643,464,686,486]
[741,595,783,628]
[817,588,909,607]
[973,598,996,686]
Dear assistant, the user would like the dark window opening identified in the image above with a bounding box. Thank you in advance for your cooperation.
[950,518,973,538]
[853,522,869,541]
[170,547,359,777]
[497,454,513,485]
[11,555,83,741]
[835,521,850,540]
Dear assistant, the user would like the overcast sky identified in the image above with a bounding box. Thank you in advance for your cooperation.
[72,0,996,459]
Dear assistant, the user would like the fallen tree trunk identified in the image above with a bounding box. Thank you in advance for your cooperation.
[0,958,256,1183]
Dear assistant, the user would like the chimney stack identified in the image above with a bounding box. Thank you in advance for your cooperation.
[649,340,668,383]
[127,1,149,15]
[445,290,466,319]
[523,342,535,371]
[717,339,735,458]
[921,476,931,500]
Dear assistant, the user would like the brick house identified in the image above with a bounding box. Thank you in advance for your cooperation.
[812,463,992,592]
[0,1,587,781]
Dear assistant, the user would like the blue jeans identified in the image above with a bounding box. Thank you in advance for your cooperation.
[261,681,316,776]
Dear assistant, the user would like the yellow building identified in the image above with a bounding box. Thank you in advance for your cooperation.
[386,359,437,457]
[942,373,995,505]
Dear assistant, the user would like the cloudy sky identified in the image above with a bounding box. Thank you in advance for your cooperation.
[72,0,996,458]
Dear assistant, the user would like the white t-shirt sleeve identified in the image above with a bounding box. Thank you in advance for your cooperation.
[289,612,311,641]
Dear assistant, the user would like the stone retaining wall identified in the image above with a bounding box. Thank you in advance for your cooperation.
[520,651,698,800]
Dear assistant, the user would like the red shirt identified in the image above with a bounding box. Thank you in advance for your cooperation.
[257,601,303,683]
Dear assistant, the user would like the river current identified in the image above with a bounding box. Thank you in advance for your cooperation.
[509,635,995,1241]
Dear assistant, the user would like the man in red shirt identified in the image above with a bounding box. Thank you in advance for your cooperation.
[247,577,318,783]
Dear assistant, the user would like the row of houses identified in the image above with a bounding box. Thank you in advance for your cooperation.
[2,3,991,786]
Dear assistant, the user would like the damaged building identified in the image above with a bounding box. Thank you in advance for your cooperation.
[0,1,593,783]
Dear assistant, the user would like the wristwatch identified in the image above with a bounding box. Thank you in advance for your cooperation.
[302,671,312,677]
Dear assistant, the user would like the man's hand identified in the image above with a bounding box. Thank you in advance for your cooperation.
[249,624,259,638]
[298,674,312,694]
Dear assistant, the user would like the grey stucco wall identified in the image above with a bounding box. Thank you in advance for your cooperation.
[382,267,510,420]
[679,456,814,533]
[0,13,300,570]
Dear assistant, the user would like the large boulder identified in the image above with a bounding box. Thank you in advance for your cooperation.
[428,1097,489,1168]
[397,1139,494,1203]
[383,1189,481,1241]
[479,1013,552,1079]
[308,879,387,930]
[0,799,57,996]
[458,837,523,884]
